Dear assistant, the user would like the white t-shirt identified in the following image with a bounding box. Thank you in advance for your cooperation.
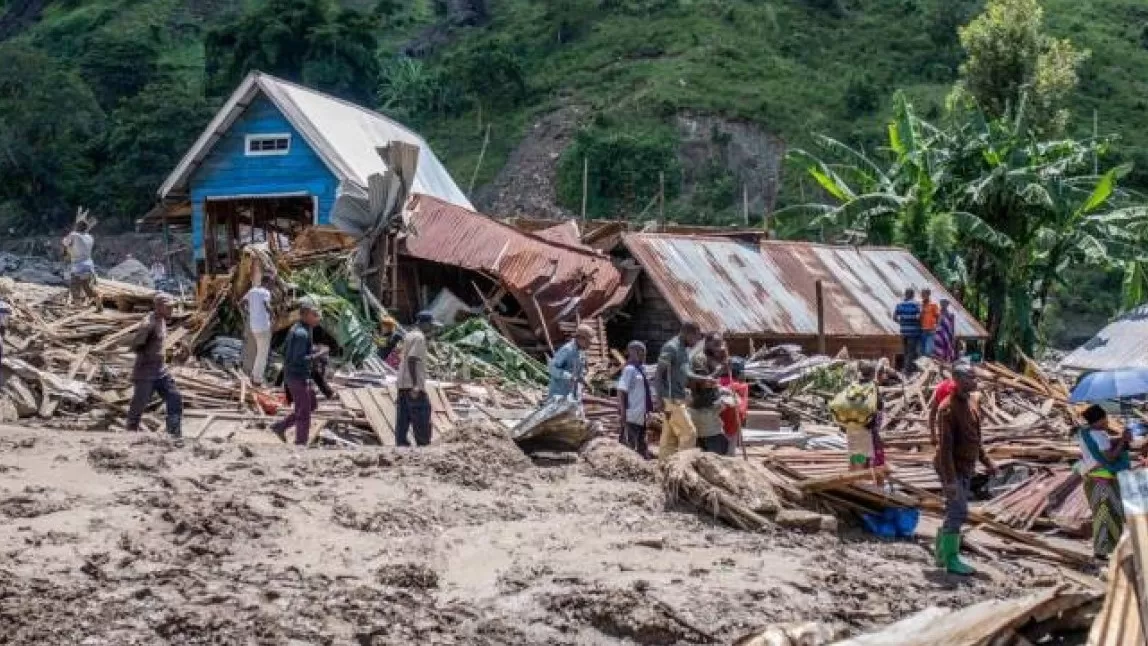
[617,364,649,425]
[244,287,273,333]
[397,330,428,390]
[63,232,94,273]
[1078,428,1113,474]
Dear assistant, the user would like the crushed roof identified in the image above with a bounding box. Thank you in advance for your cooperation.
[623,234,989,339]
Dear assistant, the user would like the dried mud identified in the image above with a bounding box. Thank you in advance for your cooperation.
[0,422,1065,644]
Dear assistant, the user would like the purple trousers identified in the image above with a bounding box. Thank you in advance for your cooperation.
[275,379,316,445]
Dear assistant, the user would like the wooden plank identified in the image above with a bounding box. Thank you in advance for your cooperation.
[66,345,91,380]
[799,466,890,493]
[1120,469,1148,642]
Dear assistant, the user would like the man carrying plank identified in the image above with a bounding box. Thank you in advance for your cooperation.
[933,363,997,574]
[125,293,182,439]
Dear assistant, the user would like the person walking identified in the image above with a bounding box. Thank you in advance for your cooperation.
[395,311,438,447]
[241,275,274,386]
[1077,405,1133,559]
[934,298,957,362]
[690,333,729,455]
[892,288,921,373]
[125,293,182,439]
[0,291,10,388]
[919,288,940,359]
[272,300,326,446]
[62,220,101,311]
[830,360,885,473]
[548,325,593,401]
[656,321,702,460]
[616,341,653,459]
[933,364,997,575]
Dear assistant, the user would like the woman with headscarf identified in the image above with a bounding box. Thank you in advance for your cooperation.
[1077,404,1133,559]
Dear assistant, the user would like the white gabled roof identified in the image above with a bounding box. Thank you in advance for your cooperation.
[157,71,473,210]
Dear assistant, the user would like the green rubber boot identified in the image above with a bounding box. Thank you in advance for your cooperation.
[941,531,975,576]
[933,532,944,567]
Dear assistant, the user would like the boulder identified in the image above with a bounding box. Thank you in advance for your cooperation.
[107,257,154,288]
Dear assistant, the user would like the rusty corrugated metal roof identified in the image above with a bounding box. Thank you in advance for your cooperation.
[1060,305,1148,371]
[401,195,626,333]
[623,234,988,339]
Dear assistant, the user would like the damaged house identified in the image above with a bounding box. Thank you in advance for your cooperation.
[152,71,471,275]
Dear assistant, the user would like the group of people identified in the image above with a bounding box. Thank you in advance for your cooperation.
[547,321,750,461]
[893,287,958,371]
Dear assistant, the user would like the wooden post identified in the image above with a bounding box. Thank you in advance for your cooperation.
[815,279,826,355]
[161,205,172,276]
[468,123,492,196]
[742,184,749,225]
[658,171,665,227]
[581,156,588,221]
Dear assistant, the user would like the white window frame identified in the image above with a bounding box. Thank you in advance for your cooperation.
[244,133,292,157]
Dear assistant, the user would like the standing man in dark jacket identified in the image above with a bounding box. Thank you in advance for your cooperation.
[125,293,182,438]
[272,300,327,446]
[395,311,437,447]
[933,363,997,575]
[893,288,921,373]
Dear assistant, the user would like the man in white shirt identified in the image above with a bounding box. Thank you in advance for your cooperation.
[616,340,652,459]
[62,220,101,311]
[240,275,274,386]
[396,311,437,447]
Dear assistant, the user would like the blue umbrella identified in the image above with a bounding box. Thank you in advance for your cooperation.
[1069,368,1148,403]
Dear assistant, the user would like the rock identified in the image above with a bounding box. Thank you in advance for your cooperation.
[774,509,838,533]
[107,258,154,288]
[12,267,63,286]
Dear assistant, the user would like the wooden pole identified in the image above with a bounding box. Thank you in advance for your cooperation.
[658,171,665,227]
[580,156,588,222]
[742,184,749,226]
[467,123,492,196]
[815,279,826,355]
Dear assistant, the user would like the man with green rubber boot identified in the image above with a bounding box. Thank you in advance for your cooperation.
[933,362,996,575]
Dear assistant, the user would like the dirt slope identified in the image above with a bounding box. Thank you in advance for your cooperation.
[0,423,1056,644]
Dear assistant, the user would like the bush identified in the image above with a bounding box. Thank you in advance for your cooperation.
[556,125,681,219]
[843,74,880,117]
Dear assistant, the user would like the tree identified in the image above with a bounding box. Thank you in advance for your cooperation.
[91,78,217,224]
[556,126,680,219]
[776,92,1148,359]
[205,0,379,104]
[78,32,161,110]
[0,42,105,232]
[954,0,1088,134]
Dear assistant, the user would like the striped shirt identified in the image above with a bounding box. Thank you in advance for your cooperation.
[893,300,921,337]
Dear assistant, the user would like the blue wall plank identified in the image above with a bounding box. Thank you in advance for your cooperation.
[189,95,338,259]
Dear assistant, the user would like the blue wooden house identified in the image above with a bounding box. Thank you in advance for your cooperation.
[156,72,472,274]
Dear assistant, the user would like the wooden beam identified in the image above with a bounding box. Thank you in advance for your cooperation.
[815,279,826,355]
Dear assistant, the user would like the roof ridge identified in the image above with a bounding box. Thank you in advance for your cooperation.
[254,71,429,146]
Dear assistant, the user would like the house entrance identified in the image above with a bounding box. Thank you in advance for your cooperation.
[200,196,315,274]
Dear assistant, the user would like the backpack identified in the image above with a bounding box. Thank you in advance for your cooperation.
[830,381,878,430]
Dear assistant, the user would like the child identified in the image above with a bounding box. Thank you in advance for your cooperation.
[617,341,653,458]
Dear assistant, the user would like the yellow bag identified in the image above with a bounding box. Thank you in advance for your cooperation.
[829,381,878,430]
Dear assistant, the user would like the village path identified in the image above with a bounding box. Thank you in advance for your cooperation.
[0,422,1050,644]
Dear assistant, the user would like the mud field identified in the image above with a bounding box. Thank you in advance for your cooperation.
[0,423,1060,645]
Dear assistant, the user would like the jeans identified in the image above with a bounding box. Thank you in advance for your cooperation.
[274,379,315,446]
[901,335,920,372]
[942,474,972,532]
[621,422,650,458]
[919,331,936,358]
[396,389,433,447]
[250,329,272,386]
[126,373,183,437]
[697,433,730,455]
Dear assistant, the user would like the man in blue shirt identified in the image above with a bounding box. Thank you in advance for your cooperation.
[548,324,594,401]
[893,288,922,373]
[272,300,327,446]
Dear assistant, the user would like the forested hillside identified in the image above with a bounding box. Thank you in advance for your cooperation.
[3,0,1148,230]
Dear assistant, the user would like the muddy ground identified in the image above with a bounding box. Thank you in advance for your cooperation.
[0,422,1061,645]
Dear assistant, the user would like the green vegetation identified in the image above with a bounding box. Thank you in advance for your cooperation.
[4,0,1148,349]
[778,0,1148,359]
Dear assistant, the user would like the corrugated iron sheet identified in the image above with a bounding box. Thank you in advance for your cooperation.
[623,234,988,339]
[1060,305,1148,371]
[401,195,626,334]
